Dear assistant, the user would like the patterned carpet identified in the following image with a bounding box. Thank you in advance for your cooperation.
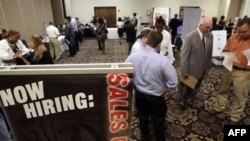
[55,38,250,141]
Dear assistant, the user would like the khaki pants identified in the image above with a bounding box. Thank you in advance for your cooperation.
[49,37,59,59]
[213,68,250,122]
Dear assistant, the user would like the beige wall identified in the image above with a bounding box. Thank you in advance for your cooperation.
[0,0,53,41]
[51,0,64,25]
[65,0,221,23]
[240,0,250,18]
[217,0,231,18]
[227,0,243,20]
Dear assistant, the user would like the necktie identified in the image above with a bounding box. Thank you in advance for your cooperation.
[202,34,205,47]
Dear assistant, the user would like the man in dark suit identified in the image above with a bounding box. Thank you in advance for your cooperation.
[169,14,180,44]
[178,16,213,109]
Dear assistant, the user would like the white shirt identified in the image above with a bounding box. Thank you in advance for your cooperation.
[46,25,60,38]
[159,29,175,64]
[117,21,124,28]
[130,39,145,54]
[0,39,29,61]
[70,18,78,31]
[197,28,203,40]
[197,28,206,44]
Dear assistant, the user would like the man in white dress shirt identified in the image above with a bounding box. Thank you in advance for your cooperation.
[46,21,60,60]
[156,17,175,64]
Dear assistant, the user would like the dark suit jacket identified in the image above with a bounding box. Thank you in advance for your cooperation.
[181,29,213,79]
[169,18,180,34]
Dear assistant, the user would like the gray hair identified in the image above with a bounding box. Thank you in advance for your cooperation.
[199,16,212,26]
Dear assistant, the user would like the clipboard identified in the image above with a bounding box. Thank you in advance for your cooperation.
[180,74,198,89]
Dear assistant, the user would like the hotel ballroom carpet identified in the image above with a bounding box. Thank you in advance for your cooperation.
[55,38,250,141]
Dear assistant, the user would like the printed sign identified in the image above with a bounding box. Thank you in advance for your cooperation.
[212,30,227,57]
[0,73,133,141]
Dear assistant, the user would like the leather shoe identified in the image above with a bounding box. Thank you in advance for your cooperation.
[207,105,222,114]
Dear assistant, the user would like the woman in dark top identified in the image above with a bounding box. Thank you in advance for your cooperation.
[95,17,107,54]
[218,15,226,30]
[17,34,53,64]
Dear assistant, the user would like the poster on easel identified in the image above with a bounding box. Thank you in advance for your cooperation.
[212,30,227,57]
[152,7,170,26]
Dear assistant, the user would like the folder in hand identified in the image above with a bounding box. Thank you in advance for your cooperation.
[180,74,198,89]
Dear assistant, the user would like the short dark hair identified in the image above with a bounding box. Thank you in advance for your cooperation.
[97,17,105,25]
[66,16,71,22]
[156,17,166,26]
[7,29,20,38]
[137,29,151,39]
[220,15,225,20]
[237,18,250,27]
[146,30,163,48]
[118,17,122,21]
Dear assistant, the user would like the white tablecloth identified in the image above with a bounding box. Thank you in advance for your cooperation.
[107,28,119,39]
[57,35,68,55]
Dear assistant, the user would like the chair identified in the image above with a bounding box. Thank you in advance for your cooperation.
[174,35,183,51]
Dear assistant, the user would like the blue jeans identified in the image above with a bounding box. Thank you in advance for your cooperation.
[0,113,12,141]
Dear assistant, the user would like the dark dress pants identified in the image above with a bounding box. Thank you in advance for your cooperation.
[135,90,166,141]
[74,31,79,51]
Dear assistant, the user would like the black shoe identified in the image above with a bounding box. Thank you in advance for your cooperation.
[178,102,187,110]
[207,105,222,114]
[69,53,76,57]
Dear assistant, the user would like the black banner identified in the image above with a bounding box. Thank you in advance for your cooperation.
[0,73,133,141]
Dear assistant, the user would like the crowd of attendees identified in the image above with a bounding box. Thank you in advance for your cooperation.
[0,13,249,141]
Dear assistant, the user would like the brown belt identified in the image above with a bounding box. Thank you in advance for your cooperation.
[233,66,250,71]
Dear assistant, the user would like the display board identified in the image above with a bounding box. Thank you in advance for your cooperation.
[153,7,170,26]
[182,8,202,37]
[0,64,133,141]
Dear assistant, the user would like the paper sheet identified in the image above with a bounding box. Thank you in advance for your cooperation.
[243,49,250,66]
[180,74,198,89]
[212,31,227,57]
[222,52,239,71]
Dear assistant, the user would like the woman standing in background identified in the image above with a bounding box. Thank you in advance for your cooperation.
[117,17,124,44]
[95,17,107,54]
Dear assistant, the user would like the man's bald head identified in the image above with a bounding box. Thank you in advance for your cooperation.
[199,16,212,33]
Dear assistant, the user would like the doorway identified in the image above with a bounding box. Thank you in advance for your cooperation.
[94,7,116,27]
